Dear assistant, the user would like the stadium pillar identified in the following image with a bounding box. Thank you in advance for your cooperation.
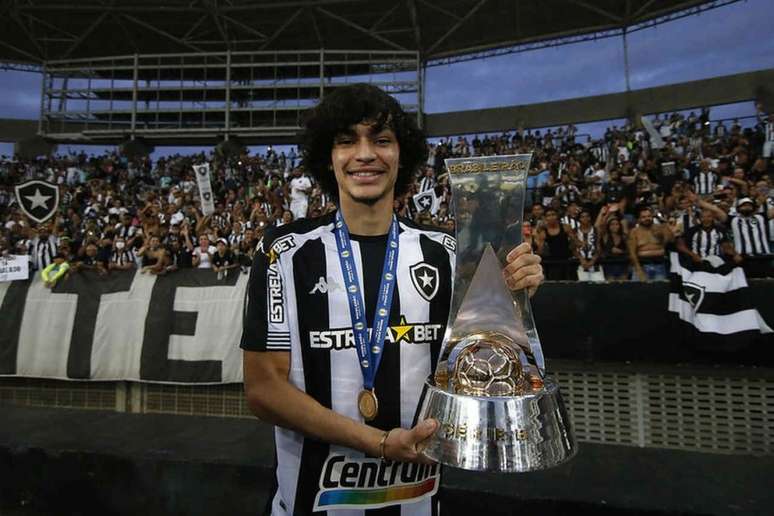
[418,55,424,129]
[37,65,46,135]
[319,49,324,101]
[225,50,232,141]
[622,27,631,92]
[131,53,139,139]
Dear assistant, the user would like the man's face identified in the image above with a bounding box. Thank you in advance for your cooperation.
[754,181,769,197]
[700,210,714,227]
[639,210,654,227]
[739,202,754,216]
[331,122,400,206]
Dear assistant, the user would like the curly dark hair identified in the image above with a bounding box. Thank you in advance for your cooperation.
[301,83,428,200]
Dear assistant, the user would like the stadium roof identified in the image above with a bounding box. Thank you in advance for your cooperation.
[0,0,741,66]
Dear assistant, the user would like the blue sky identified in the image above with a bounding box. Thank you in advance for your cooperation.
[1,0,772,156]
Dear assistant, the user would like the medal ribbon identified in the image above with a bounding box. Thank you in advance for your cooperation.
[334,209,399,391]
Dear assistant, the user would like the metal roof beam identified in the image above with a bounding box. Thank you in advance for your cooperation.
[221,14,268,40]
[317,7,408,51]
[632,0,660,20]
[19,4,203,13]
[183,14,209,40]
[259,8,303,50]
[417,0,462,22]
[426,0,488,55]
[203,0,230,48]
[62,11,109,59]
[568,0,623,24]
[22,14,78,41]
[369,3,401,32]
[220,0,369,12]
[0,39,41,63]
[307,8,323,47]
[407,0,422,52]
[8,3,46,59]
[121,14,210,55]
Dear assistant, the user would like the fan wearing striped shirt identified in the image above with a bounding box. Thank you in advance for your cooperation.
[108,236,137,271]
[572,209,603,282]
[692,159,718,196]
[677,205,729,263]
[29,225,59,271]
[730,197,772,278]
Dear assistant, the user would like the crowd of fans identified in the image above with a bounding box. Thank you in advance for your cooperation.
[0,105,772,285]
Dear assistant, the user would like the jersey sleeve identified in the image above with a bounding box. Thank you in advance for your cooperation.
[240,230,291,352]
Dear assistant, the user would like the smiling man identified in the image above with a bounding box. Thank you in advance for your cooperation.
[241,83,543,516]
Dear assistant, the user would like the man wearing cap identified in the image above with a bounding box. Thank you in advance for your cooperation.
[730,197,772,277]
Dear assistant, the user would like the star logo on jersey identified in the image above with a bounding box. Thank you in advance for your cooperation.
[390,315,414,343]
[409,262,439,301]
[15,180,59,224]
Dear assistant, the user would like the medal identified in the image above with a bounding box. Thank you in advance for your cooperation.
[357,389,379,421]
[334,210,399,422]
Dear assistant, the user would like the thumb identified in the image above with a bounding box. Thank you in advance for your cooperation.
[408,419,438,444]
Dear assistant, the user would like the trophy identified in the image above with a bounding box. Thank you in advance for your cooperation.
[417,154,576,472]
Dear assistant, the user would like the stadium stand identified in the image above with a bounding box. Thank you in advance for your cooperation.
[2,108,771,281]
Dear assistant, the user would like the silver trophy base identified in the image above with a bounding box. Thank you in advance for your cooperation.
[417,376,577,472]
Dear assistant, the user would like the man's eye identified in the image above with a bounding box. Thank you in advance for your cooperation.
[376,138,392,145]
[334,138,353,145]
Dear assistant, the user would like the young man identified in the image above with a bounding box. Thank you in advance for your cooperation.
[241,84,543,515]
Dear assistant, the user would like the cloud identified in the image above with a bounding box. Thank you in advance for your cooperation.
[0,71,41,118]
[425,0,774,113]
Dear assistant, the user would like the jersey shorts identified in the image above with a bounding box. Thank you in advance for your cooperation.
[241,211,457,516]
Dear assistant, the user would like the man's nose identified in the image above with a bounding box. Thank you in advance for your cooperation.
[354,139,376,162]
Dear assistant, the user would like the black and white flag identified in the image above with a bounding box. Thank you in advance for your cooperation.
[668,251,771,346]
[413,188,439,215]
[641,116,665,149]
[193,163,215,216]
[15,180,59,224]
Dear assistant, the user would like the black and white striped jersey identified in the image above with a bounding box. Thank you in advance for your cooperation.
[241,211,456,516]
[554,184,581,206]
[684,225,725,258]
[30,235,58,270]
[110,249,137,267]
[418,176,436,193]
[731,214,771,256]
[673,208,699,235]
[561,215,580,231]
[693,172,718,196]
[575,226,598,260]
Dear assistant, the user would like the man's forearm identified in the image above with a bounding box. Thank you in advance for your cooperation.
[247,376,383,456]
[628,235,641,269]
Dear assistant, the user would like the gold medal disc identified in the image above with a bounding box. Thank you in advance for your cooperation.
[357,389,379,421]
